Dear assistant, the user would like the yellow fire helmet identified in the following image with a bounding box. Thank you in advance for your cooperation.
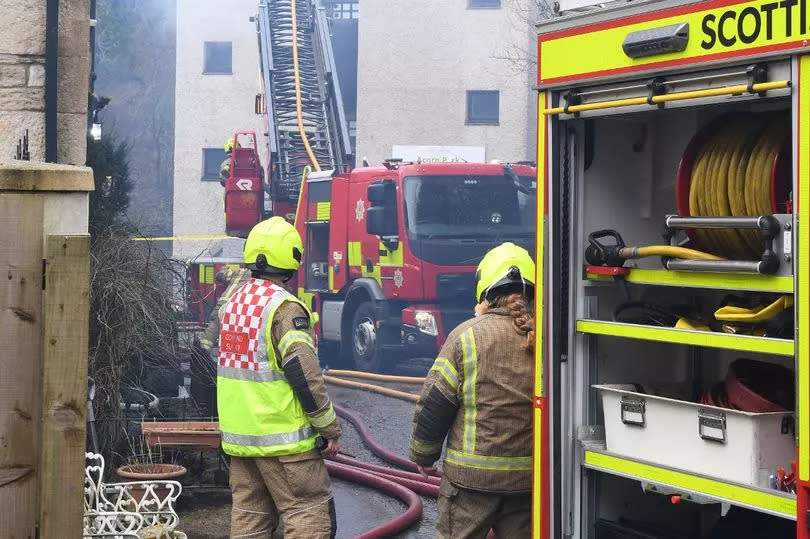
[475,242,536,303]
[243,217,303,274]
[224,137,235,154]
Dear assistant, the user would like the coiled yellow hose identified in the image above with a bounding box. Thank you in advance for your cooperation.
[688,115,789,259]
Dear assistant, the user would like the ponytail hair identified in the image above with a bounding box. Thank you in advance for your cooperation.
[492,292,535,352]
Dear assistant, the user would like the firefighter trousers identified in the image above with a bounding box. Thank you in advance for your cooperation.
[229,450,336,538]
[436,477,531,539]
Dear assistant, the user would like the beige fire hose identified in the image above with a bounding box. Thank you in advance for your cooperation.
[325,369,425,384]
[323,375,420,403]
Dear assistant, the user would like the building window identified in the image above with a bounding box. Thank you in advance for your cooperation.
[203,41,232,74]
[202,148,227,181]
[468,0,501,8]
[328,2,359,19]
[466,91,499,125]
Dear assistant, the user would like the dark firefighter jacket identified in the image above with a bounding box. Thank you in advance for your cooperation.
[409,309,533,493]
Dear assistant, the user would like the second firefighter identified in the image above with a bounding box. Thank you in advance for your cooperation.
[409,242,536,538]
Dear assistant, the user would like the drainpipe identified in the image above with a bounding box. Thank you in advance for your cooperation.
[88,0,96,128]
[45,0,59,162]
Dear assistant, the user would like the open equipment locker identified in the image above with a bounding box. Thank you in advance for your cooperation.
[532,0,810,537]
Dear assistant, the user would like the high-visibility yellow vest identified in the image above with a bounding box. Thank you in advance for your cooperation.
[217,278,318,457]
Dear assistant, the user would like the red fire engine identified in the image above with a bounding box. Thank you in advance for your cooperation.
[219,143,536,370]
[293,160,536,371]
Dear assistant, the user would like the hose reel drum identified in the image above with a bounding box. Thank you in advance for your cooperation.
[675,112,792,263]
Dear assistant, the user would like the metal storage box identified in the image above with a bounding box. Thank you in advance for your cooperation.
[595,384,795,488]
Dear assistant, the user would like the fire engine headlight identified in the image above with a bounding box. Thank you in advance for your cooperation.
[414,310,438,337]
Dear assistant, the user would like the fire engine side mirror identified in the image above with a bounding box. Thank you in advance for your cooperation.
[366,179,398,240]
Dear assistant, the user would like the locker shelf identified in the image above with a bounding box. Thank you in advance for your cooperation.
[584,268,794,294]
[584,450,796,520]
[576,320,794,356]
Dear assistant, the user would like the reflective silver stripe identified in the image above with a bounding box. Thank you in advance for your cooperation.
[221,426,316,447]
[278,330,314,357]
[461,329,478,453]
[446,449,532,471]
[310,404,337,429]
[218,365,286,383]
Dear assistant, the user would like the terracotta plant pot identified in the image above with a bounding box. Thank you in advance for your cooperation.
[115,463,187,503]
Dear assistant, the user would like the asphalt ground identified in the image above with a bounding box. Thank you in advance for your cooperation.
[179,363,438,538]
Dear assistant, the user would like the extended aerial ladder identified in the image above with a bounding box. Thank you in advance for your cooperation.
[254,0,353,222]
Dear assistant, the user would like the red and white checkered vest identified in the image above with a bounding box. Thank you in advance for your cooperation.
[216,278,317,457]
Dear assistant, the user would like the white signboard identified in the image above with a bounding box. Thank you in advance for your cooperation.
[392,145,485,164]
[557,0,604,12]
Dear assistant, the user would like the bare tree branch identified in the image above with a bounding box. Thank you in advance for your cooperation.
[89,224,192,461]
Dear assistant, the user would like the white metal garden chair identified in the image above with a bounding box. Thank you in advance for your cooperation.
[84,452,186,539]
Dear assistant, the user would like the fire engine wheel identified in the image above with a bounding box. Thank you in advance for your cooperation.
[350,302,383,372]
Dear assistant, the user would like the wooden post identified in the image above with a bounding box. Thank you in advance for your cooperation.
[0,161,93,538]
[0,195,44,539]
[38,235,90,538]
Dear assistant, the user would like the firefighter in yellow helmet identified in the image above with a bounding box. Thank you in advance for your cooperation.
[409,242,536,538]
[218,217,340,538]
[219,137,235,186]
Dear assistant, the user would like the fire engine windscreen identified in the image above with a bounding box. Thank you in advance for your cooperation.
[403,174,535,265]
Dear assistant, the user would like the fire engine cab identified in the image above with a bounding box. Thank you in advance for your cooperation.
[296,160,536,372]
[533,0,810,537]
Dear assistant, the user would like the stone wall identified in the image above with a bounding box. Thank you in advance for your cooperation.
[0,0,88,165]
[0,0,47,161]
[57,0,90,165]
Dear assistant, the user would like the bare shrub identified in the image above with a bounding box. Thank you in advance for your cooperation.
[88,225,188,460]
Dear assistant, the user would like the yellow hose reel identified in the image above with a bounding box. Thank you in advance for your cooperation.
[675,113,792,260]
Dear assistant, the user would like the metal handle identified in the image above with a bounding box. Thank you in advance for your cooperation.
[698,409,727,443]
[665,259,765,274]
[665,215,777,230]
[621,396,646,427]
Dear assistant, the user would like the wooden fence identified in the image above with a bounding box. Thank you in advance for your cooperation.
[0,161,93,538]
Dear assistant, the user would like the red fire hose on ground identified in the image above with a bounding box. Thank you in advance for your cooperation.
[328,457,495,539]
[326,461,424,538]
[323,374,492,537]
[331,454,441,485]
[336,462,440,497]
[334,403,443,478]
[326,402,445,537]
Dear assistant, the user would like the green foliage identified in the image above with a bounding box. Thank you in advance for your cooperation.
[86,134,134,236]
